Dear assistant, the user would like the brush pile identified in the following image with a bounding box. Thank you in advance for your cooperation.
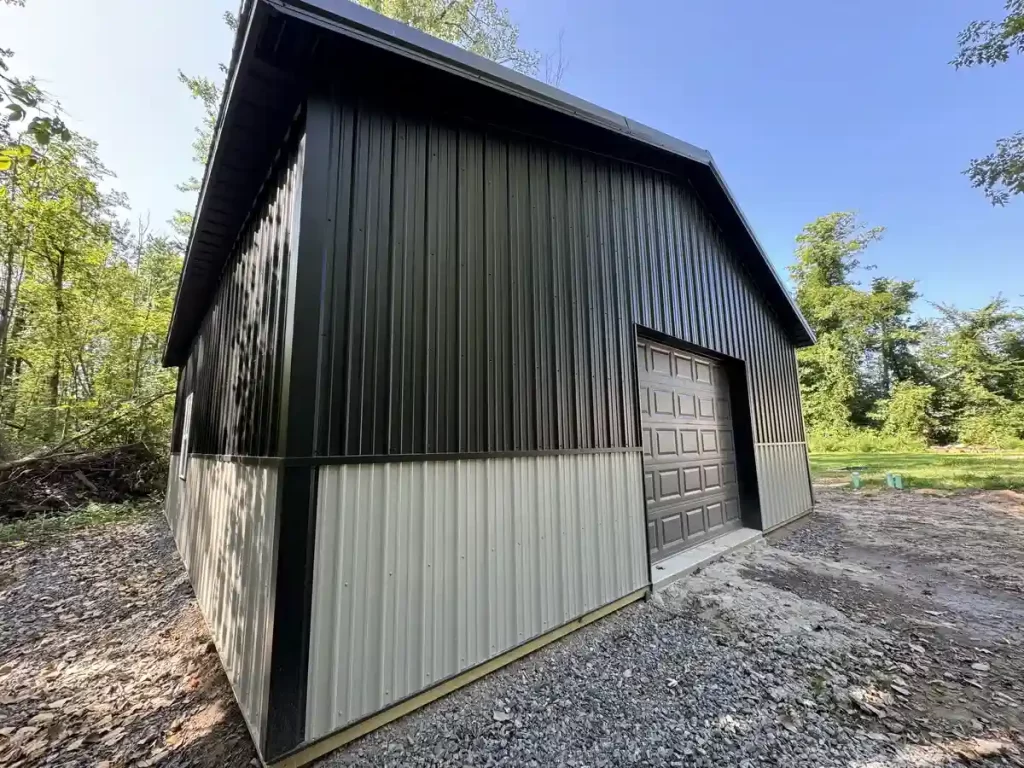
[0,443,164,520]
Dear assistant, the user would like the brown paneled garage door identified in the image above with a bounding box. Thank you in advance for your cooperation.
[637,337,743,562]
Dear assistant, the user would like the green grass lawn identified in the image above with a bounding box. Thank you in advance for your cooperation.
[809,452,1024,491]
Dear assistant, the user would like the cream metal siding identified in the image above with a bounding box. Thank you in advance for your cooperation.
[305,452,648,741]
[165,456,279,745]
[165,454,181,521]
[755,443,813,530]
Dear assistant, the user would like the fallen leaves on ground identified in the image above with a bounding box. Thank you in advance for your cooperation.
[0,510,254,767]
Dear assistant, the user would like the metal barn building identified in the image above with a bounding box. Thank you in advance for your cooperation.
[163,0,816,764]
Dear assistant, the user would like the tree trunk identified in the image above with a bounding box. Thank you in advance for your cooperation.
[45,254,65,443]
[0,245,16,391]
[880,322,891,396]
[0,160,21,400]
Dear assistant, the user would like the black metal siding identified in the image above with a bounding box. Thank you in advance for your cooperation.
[171,128,302,456]
[312,95,806,458]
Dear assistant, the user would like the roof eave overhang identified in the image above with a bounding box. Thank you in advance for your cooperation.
[163,1,270,366]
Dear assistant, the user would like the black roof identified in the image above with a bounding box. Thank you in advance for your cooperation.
[164,0,814,366]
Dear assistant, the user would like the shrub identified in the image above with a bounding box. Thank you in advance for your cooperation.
[957,411,1024,450]
[878,382,935,441]
[807,427,928,454]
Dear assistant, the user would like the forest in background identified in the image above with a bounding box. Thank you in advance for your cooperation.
[791,212,1023,452]
[0,0,1021,474]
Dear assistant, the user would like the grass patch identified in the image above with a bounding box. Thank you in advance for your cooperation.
[0,498,158,544]
[809,452,1024,491]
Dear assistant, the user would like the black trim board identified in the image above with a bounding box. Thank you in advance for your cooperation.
[726,360,763,530]
[635,324,737,365]
[263,99,332,760]
[188,447,643,467]
[298,448,644,464]
[630,327,656,589]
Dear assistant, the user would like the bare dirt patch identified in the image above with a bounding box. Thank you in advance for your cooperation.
[745,487,1024,754]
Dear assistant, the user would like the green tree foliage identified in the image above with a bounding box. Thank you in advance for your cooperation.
[0,0,70,150]
[788,213,879,433]
[920,300,1024,446]
[357,0,539,73]
[791,212,1024,450]
[876,381,935,443]
[952,0,1024,205]
[789,213,918,435]
[0,127,180,458]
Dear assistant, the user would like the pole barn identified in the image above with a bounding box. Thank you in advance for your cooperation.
[163,1,816,763]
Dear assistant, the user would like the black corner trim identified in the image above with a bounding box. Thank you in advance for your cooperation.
[264,465,318,759]
[263,95,336,760]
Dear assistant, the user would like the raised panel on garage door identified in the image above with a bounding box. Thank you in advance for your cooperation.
[636,337,743,562]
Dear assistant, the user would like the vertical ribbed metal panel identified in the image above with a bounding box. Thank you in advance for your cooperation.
[170,127,303,457]
[754,443,813,529]
[318,97,806,450]
[312,95,810,526]
[164,456,279,744]
[304,452,648,741]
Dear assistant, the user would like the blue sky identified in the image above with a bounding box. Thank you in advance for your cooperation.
[3,0,1020,313]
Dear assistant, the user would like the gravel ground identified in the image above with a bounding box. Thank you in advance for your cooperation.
[1,487,1022,767]
[320,488,1024,768]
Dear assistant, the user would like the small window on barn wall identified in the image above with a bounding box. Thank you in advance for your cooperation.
[178,393,194,481]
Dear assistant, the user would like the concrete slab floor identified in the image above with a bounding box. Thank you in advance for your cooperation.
[650,528,763,592]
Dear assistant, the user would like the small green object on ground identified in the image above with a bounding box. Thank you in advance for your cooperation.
[851,471,862,490]
[884,472,904,489]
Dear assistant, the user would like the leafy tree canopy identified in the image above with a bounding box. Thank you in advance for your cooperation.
[792,213,1024,450]
[0,0,70,150]
[952,0,1024,205]
[358,0,539,73]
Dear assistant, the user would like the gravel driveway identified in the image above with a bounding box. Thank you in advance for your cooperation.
[2,488,1023,767]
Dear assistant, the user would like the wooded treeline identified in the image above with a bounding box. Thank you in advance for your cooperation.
[793,212,1024,452]
[0,130,180,460]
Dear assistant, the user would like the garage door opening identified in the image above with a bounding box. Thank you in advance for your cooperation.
[636,336,756,564]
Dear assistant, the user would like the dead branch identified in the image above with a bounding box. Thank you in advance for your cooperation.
[0,389,174,472]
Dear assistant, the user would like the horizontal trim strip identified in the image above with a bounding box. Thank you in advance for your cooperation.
[187,447,644,467]
[186,444,798,467]
[187,454,285,467]
[271,587,647,768]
